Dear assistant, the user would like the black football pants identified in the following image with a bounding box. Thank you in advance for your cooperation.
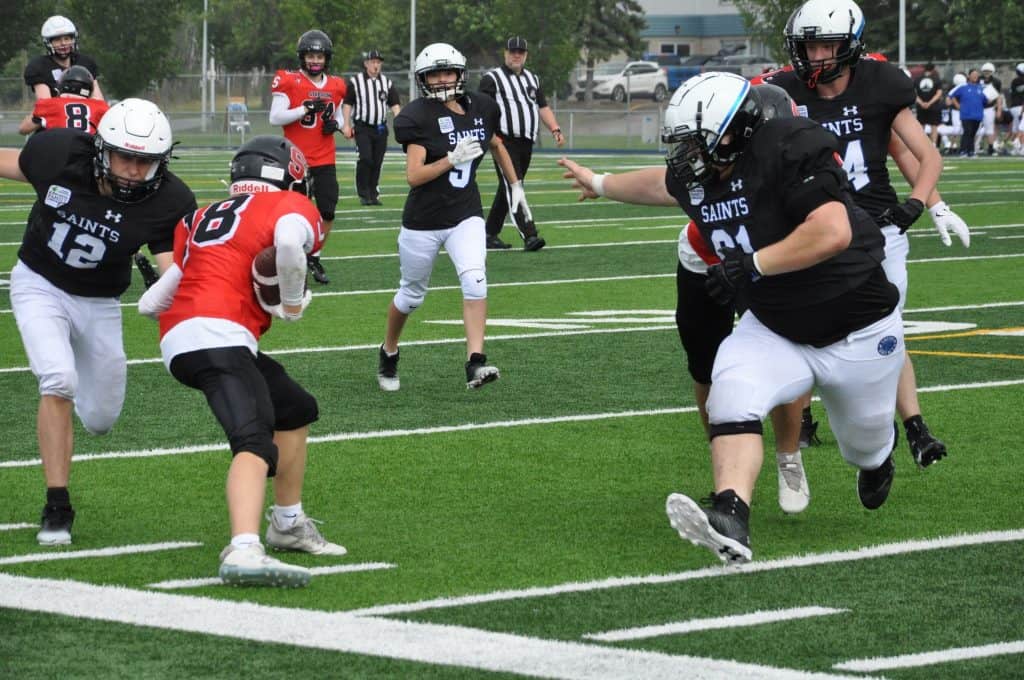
[354,123,388,201]
[485,136,538,240]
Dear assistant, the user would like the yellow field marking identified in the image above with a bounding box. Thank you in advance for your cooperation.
[909,350,1024,360]
[907,327,1024,341]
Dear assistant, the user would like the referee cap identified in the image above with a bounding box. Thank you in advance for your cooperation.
[506,36,528,51]
[364,48,383,61]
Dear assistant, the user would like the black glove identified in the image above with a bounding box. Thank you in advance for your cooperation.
[134,252,159,289]
[704,246,758,306]
[304,99,327,114]
[881,197,925,233]
[321,118,339,135]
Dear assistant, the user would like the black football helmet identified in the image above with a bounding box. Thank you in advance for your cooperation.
[58,65,94,97]
[750,83,797,122]
[297,30,332,76]
[230,135,311,196]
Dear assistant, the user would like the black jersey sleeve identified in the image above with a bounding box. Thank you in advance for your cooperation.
[479,72,497,99]
[146,173,197,255]
[764,119,847,222]
[19,128,93,187]
[393,103,428,150]
[343,78,356,106]
[535,81,548,109]
[386,83,401,108]
[872,60,916,111]
[23,56,54,89]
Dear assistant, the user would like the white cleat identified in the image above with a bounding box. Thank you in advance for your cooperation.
[265,511,348,556]
[218,543,311,587]
[776,451,810,514]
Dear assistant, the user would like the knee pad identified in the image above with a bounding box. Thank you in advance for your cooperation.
[393,283,426,315]
[228,425,279,477]
[274,390,319,431]
[38,369,76,401]
[459,268,487,300]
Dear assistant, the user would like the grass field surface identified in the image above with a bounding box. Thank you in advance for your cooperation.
[1,146,1022,679]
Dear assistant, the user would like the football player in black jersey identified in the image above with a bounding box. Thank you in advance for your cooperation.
[561,72,905,563]
[23,15,104,101]
[763,0,964,480]
[377,43,530,391]
[0,99,196,546]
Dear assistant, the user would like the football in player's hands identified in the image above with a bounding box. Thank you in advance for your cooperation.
[252,246,282,306]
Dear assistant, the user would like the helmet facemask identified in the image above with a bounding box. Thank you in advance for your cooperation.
[784,0,865,88]
[417,67,466,102]
[663,93,762,189]
[94,141,169,203]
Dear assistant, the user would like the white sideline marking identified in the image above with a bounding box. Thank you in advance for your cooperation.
[147,562,396,590]
[345,529,1024,617]
[2,377,1023,469]
[0,541,202,565]
[834,640,1024,672]
[0,573,876,680]
[0,522,34,531]
[584,607,848,642]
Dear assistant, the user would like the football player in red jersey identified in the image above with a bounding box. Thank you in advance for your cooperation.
[269,29,347,285]
[18,65,109,135]
[138,135,344,587]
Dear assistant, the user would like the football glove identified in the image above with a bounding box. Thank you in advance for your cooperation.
[133,252,159,289]
[257,287,312,322]
[304,100,327,114]
[928,201,970,247]
[881,197,925,233]
[508,181,533,222]
[322,118,339,135]
[705,246,758,306]
[447,136,483,166]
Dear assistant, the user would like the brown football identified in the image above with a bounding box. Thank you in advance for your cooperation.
[252,246,280,306]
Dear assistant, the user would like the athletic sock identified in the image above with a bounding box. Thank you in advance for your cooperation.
[230,533,260,549]
[272,502,303,529]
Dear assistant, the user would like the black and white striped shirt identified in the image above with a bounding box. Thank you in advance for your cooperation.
[344,71,400,126]
[480,65,548,142]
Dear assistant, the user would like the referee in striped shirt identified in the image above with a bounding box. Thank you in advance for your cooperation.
[480,36,564,251]
[342,49,401,205]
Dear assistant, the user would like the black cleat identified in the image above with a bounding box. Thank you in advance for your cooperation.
[858,424,897,510]
[377,345,400,391]
[905,416,947,468]
[307,254,330,285]
[524,235,546,252]
[37,504,75,546]
[799,406,821,448]
[486,236,511,250]
[465,352,499,389]
[666,490,752,564]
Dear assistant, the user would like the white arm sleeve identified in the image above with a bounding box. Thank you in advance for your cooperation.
[137,263,183,318]
[269,94,306,126]
[274,214,314,306]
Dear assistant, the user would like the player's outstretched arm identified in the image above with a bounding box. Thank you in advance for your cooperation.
[0,149,27,182]
[558,158,676,207]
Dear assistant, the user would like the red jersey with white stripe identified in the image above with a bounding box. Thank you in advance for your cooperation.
[159,191,325,341]
[31,96,110,134]
[271,69,347,166]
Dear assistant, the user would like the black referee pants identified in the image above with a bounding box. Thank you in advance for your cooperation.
[354,122,388,202]
[486,136,538,240]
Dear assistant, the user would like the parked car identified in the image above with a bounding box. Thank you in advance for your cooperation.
[702,54,778,79]
[576,61,669,103]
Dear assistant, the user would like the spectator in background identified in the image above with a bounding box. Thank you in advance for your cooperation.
[979,62,1003,155]
[24,15,104,101]
[951,69,986,157]
[936,72,967,154]
[1010,63,1024,155]
[342,49,402,206]
[18,65,109,135]
[479,36,564,252]
[270,29,347,285]
[914,63,943,147]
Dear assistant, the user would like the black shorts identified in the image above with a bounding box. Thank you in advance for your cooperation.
[309,164,339,221]
[168,347,319,475]
[675,262,736,385]
[916,107,942,126]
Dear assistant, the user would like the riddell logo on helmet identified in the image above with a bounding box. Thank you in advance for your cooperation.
[125,142,145,150]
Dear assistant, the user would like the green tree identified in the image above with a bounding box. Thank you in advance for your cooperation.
[575,0,645,101]
[0,3,52,73]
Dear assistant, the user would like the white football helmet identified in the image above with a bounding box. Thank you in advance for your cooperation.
[784,0,865,86]
[952,72,967,87]
[981,62,995,74]
[661,72,762,189]
[41,15,78,58]
[94,98,173,203]
[1016,63,1024,76]
[415,43,467,101]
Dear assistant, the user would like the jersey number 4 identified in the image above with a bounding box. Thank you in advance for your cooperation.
[840,139,869,191]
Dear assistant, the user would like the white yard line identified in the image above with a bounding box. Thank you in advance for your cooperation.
[0,572,877,680]
[0,522,35,531]
[346,529,1024,617]
[0,541,202,565]
[584,607,848,642]
[147,562,396,590]
[1,377,1022,469]
[834,640,1024,672]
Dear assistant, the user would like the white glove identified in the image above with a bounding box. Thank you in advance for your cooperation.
[508,181,533,222]
[257,287,312,322]
[447,136,483,166]
[929,201,970,247]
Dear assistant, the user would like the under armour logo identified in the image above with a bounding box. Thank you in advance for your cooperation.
[105,210,123,223]
[843,105,858,116]
[731,179,743,192]
[474,117,484,125]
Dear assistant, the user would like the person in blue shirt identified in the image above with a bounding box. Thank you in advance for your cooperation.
[951,69,987,156]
